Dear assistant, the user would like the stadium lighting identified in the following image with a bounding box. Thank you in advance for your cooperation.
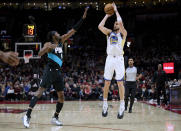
[58,6,62,9]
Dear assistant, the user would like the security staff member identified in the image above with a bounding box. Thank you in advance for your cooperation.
[125,58,143,113]
[152,64,167,106]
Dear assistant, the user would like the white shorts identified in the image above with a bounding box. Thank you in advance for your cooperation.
[104,55,125,81]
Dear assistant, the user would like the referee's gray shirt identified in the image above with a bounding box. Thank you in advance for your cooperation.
[125,66,138,82]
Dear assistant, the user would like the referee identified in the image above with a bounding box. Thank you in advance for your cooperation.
[125,58,143,113]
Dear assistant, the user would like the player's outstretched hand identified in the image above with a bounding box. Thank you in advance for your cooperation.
[82,7,89,19]
[0,51,19,66]
[112,2,118,12]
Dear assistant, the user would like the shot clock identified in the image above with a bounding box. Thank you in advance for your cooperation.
[23,24,36,37]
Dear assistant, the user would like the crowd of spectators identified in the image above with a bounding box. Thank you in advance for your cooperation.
[0,5,181,103]
[0,45,180,102]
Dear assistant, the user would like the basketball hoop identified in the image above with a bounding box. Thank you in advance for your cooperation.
[23,54,32,63]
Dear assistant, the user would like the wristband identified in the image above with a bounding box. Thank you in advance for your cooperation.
[117,17,122,22]
[73,18,84,31]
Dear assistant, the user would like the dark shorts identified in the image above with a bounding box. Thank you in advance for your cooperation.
[40,65,64,92]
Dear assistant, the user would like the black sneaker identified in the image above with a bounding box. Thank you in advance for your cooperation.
[128,108,132,113]
[117,111,124,119]
[102,106,108,117]
[117,105,124,119]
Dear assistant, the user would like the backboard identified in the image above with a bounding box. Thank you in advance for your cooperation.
[15,42,42,59]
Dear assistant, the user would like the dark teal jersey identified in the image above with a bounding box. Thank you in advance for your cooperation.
[47,42,63,68]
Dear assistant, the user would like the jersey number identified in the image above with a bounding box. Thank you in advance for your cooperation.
[55,47,63,54]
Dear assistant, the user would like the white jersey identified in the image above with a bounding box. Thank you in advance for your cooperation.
[126,66,137,81]
[107,32,124,56]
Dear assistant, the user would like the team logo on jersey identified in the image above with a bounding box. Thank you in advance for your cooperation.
[55,47,63,54]
[110,35,118,44]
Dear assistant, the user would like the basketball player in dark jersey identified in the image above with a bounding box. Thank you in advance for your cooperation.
[23,7,88,128]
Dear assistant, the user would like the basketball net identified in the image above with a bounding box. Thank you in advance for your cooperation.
[23,54,32,63]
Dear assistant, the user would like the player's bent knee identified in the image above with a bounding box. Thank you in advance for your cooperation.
[58,98,64,103]
[105,80,111,86]
[36,93,43,99]
[36,87,45,99]
[117,82,124,87]
[57,91,64,103]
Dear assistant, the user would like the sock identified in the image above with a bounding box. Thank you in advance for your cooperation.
[103,99,108,108]
[26,96,38,118]
[120,100,124,104]
[54,102,63,118]
[120,100,125,108]
[29,96,38,108]
[119,100,125,114]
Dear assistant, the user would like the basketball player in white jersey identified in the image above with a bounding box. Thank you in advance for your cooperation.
[98,3,127,119]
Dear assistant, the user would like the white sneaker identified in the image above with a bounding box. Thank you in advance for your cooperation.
[149,99,154,104]
[22,115,30,128]
[51,117,63,126]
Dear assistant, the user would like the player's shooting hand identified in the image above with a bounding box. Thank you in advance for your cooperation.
[112,2,118,12]
[0,51,19,66]
[82,7,89,19]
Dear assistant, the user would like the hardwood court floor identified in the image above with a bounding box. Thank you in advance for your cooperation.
[0,101,180,131]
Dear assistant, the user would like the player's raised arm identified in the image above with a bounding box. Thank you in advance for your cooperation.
[60,7,88,43]
[98,14,112,35]
[0,51,19,66]
[113,2,127,40]
[38,42,57,57]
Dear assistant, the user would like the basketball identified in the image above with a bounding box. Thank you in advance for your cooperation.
[104,3,114,15]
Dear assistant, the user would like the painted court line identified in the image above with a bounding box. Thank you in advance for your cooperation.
[0,121,132,131]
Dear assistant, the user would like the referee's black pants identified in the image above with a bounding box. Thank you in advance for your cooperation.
[125,81,137,110]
